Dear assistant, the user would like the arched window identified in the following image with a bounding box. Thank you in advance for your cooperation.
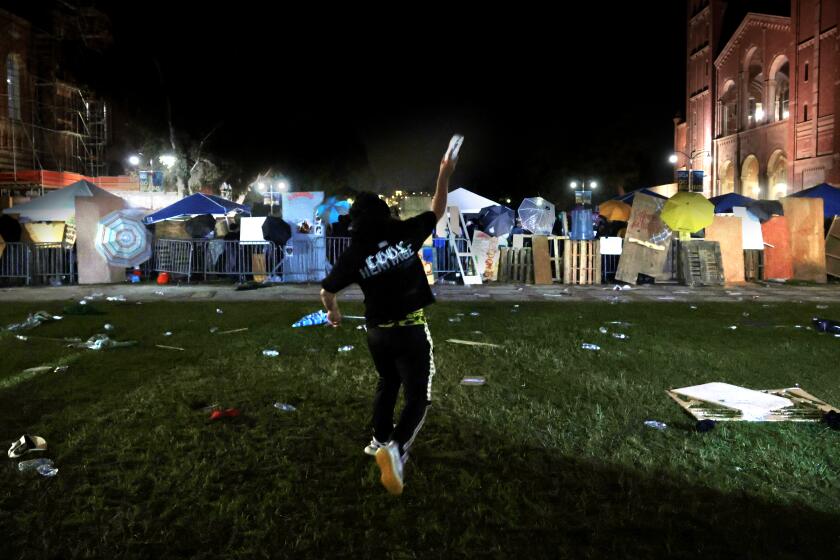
[6,54,22,120]
[741,155,760,197]
[744,48,764,127]
[769,56,789,121]
[720,81,737,136]
[767,150,787,200]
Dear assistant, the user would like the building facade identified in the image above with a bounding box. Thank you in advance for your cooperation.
[0,5,110,182]
[676,0,839,198]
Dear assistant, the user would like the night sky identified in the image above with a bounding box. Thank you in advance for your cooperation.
[11,2,688,202]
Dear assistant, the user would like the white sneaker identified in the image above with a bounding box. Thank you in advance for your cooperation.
[364,438,386,456]
[375,441,404,496]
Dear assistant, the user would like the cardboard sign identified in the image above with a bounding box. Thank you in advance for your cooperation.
[239,217,267,244]
[761,216,793,280]
[704,215,745,284]
[63,216,77,247]
[781,198,826,283]
[615,193,672,284]
[472,230,500,282]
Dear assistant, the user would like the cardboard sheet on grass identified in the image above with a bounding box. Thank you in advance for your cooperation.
[781,197,826,283]
[703,215,745,284]
[76,195,129,284]
[761,216,793,279]
[471,230,500,281]
[667,382,838,422]
[616,193,672,284]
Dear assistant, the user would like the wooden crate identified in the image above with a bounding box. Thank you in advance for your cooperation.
[743,249,763,281]
[498,247,533,283]
[562,240,601,285]
[678,240,724,287]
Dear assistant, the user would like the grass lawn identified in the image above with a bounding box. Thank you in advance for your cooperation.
[1,297,839,558]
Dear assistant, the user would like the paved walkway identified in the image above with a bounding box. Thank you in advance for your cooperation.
[1,281,839,303]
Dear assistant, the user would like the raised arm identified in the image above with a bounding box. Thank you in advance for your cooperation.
[431,155,458,222]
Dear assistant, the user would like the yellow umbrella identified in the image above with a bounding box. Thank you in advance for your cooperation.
[661,192,714,240]
[598,200,631,222]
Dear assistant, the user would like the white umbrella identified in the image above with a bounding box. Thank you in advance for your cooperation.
[518,197,556,234]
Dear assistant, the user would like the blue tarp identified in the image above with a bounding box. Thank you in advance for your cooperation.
[708,192,755,214]
[790,183,840,217]
[143,194,251,224]
[613,188,668,205]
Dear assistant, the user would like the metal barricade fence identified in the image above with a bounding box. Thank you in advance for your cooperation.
[0,242,31,285]
[154,239,193,281]
[30,243,76,285]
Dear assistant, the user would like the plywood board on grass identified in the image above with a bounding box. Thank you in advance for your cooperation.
[532,235,553,284]
[615,193,672,284]
[781,197,826,283]
[704,215,744,284]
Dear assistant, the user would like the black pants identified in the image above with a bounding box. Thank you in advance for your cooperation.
[367,323,435,456]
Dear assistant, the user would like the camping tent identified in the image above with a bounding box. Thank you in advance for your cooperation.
[2,180,123,222]
[613,188,669,206]
[143,193,251,224]
[709,192,755,214]
[790,183,840,217]
[446,187,499,214]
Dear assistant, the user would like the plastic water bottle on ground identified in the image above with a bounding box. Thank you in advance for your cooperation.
[18,458,53,473]
[644,420,667,430]
[262,349,279,357]
[581,343,600,351]
[599,327,608,334]
[338,345,354,352]
[273,402,296,412]
[37,464,58,477]
[612,333,629,340]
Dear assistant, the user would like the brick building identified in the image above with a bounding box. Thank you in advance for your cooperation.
[675,0,839,198]
[0,4,110,183]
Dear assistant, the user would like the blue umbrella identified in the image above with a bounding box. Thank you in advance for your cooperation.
[316,197,352,224]
[790,183,840,217]
[708,192,755,214]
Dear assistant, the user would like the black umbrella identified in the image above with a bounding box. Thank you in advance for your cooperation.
[185,214,216,238]
[262,216,292,247]
[0,215,22,242]
[476,205,515,237]
[746,200,784,223]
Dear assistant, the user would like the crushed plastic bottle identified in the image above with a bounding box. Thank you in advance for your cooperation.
[728,325,738,330]
[163,331,173,337]
[216,308,224,314]
[644,420,667,430]
[18,458,53,473]
[338,345,354,352]
[612,333,629,340]
[262,350,279,357]
[155,291,165,296]
[469,312,480,317]
[273,402,296,412]
[460,377,486,386]
[103,324,114,332]
[69,334,137,351]
[209,327,219,333]
[448,317,461,323]
[15,335,28,341]
[53,365,69,374]
[37,464,58,477]
[816,305,829,310]
[356,325,367,331]
[581,343,600,351]
[106,296,127,302]
[599,327,608,334]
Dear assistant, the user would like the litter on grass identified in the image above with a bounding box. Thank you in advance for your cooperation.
[216,328,249,335]
[447,339,502,348]
[612,333,629,340]
[460,377,486,386]
[338,345,354,352]
[581,343,600,351]
[273,402,296,412]
[69,334,137,351]
[106,296,127,302]
[262,349,279,357]
[156,344,184,351]
[644,420,667,430]
[5,311,63,332]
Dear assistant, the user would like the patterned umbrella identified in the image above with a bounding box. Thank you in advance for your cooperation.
[517,197,556,234]
[316,197,352,225]
[95,209,152,267]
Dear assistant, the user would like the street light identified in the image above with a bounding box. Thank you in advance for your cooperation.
[569,180,597,190]
[159,154,177,169]
[128,155,140,166]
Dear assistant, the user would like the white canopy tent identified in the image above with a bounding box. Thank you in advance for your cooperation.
[446,187,499,214]
[2,180,124,223]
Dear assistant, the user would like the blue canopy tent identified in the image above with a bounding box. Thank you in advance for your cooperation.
[708,192,755,214]
[613,188,668,205]
[143,194,251,224]
[790,183,840,217]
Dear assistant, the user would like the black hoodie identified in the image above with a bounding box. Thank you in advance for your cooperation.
[322,211,437,325]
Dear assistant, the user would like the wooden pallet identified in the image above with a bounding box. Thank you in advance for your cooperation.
[743,249,763,281]
[562,240,601,285]
[498,247,533,283]
[678,240,724,287]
